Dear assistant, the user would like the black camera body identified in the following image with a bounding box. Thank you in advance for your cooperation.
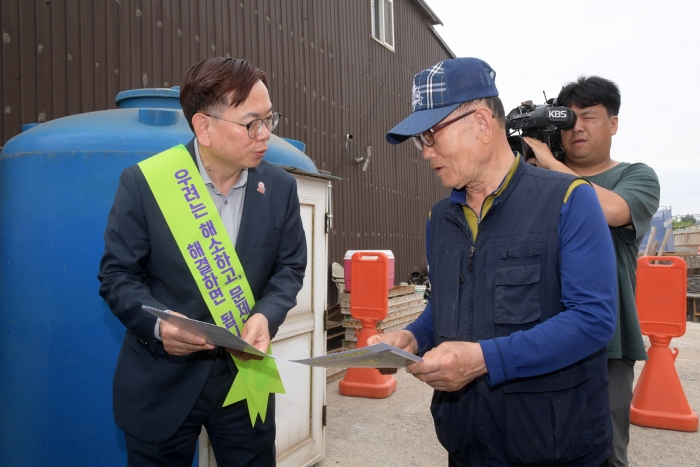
[505,100,576,162]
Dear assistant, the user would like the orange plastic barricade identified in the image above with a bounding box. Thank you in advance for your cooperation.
[338,251,397,398]
[630,256,698,432]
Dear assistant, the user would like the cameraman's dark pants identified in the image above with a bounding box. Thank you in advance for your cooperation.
[605,357,635,467]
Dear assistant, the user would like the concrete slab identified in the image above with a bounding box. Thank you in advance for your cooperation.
[318,369,446,467]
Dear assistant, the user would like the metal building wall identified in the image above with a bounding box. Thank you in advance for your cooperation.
[0,0,452,300]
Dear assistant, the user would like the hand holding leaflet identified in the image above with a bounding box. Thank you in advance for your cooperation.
[144,306,268,358]
[143,306,422,368]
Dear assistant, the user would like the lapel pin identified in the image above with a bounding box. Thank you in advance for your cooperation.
[257,182,266,195]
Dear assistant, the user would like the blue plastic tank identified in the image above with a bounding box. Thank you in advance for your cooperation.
[0,88,319,466]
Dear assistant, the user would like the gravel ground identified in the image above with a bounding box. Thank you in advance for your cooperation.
[317,322,700,467]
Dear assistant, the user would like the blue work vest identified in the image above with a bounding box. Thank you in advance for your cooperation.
[428,160,611,466]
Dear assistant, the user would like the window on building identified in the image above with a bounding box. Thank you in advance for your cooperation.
[371,0,394,50]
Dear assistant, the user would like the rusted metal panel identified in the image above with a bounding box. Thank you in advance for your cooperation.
[2,0,20,141]
[0,0,451,301]
[19,1,38,126]
[321,0,451,297]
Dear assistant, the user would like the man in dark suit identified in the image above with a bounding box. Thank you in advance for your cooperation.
[98,58,306,467]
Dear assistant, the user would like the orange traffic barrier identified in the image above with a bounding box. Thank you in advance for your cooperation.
[339,251,397,399]
[630,256,698,432]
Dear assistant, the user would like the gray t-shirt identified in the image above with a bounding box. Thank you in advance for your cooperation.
[586,162,660,360]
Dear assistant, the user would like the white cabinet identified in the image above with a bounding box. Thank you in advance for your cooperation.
[199,174,329,467]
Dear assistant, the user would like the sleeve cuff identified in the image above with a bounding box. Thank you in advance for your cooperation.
[154,317,163,342]
[480,337,517,386]
[404,321,434,357]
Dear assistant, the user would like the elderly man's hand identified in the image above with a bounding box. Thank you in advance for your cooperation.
[406,341,487,392]
[367,330,419,375]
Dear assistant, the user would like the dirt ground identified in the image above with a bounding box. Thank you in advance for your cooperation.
[317,322,700,467]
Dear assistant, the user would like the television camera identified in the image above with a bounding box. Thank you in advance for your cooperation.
[505,99,576,162]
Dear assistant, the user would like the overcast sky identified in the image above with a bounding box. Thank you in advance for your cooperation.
[425,0,700,216]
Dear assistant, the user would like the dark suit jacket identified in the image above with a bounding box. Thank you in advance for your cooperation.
[98,139,307,442]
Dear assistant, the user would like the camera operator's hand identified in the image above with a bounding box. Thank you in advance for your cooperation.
[523,137,567,171]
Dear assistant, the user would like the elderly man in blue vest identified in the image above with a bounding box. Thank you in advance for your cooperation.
[370,57,617,466]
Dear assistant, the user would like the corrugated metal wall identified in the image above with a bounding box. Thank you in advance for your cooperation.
[0,0,452,302]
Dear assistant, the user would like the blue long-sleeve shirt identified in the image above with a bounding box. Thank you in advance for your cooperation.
[405,182,617,387]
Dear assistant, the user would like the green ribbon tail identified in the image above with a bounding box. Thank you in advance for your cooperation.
[224,353,286,425]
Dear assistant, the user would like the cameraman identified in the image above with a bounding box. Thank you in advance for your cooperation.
[524,76,660,467]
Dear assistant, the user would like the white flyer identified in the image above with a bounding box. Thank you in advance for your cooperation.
[144,306,268,358]
[290,343,422,368]
[143,306,422,368]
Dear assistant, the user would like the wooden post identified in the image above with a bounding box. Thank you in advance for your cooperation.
[657,228,672,256]
[643,226,657,256]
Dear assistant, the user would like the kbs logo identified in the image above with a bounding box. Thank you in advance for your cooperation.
[548,109,568,119]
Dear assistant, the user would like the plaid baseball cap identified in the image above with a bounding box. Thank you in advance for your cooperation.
[386,58,499,145]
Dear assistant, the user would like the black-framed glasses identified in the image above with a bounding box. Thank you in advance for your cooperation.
[205,111,281,139]
[412,109,477,150]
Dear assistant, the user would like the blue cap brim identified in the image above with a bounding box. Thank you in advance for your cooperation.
[385,103,460,145]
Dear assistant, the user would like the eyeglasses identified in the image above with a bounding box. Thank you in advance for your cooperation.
[412,109,477,150]
[205,111,281,139]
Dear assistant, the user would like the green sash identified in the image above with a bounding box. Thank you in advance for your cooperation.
[138,144,285,426]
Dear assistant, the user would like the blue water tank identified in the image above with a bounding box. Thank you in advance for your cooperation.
[0,89,319,466]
